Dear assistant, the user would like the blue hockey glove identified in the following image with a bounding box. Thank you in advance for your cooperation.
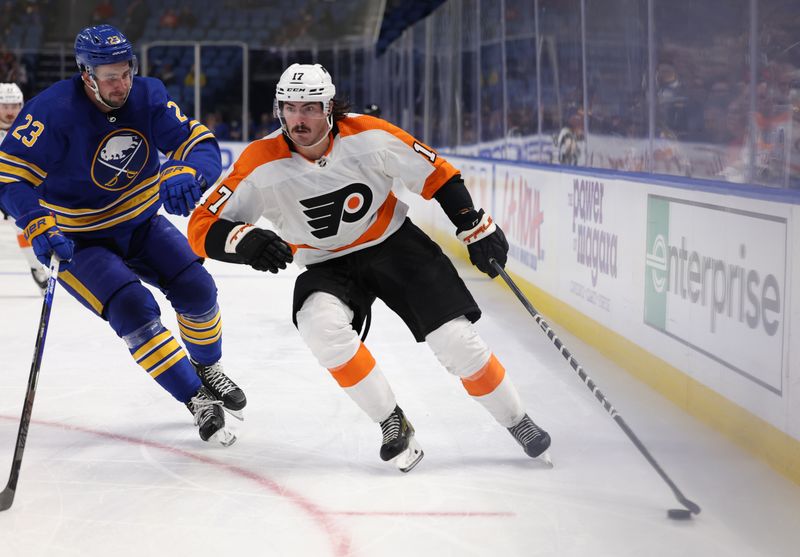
[159,164,207,217]
[16,210,74,270]
[456,209,508,278]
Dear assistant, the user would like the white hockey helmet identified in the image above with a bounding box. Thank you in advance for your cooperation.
[274,63,336,146]
[275,63,336,109]
[0,83,23,105]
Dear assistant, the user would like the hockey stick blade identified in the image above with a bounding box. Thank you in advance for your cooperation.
[490,259,701,516]
[0,256,60,511]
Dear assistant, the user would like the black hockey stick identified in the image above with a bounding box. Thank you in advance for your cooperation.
[0,256,60,511]
[490,259,701,518]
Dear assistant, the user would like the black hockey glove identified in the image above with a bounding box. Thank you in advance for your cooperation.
[234,228,294,273]
[456,209,508,278]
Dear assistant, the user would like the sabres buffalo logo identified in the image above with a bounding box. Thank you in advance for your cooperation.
[91,129,149,191]
[300,183,373,238]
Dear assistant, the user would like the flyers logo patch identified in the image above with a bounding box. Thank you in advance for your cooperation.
[299,183,373,239]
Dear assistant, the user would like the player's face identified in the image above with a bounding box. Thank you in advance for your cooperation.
[0,102,22,129]
[281,102,329,147]
[92,61,134,108]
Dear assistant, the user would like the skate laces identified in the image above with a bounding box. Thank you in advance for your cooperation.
[380,412,402,445]
[509,415,544,446]
[188,392,223,426]
[199,362,238,396]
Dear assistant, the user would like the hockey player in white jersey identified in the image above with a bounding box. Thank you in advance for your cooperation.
[0,82,50,294]
[188,63,551,472]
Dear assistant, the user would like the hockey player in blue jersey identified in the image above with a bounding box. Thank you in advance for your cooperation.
[0,24,245,446]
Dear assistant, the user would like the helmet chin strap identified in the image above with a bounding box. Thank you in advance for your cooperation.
[86,74,131,110]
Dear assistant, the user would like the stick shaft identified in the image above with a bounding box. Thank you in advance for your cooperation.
[0,257,60,511]
[491,261,700,514]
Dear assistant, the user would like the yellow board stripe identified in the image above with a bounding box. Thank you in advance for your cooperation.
[149,350,187,379]
[180,330,222,346]
[177,312,221,329]
[432,229,800,487]
[59,271,104,314]
[138,339,182,371]
[132,330,172,361]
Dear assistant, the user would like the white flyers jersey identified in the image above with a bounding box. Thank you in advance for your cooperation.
[188,114,459,266]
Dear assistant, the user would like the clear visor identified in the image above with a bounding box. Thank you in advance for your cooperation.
[90,57,139,84]
[275,101,329,120]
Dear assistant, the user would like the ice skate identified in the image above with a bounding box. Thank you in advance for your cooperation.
[186,386,236,446]
[30,267,48,296]
[192,359,246,420]
[508,414,552,465]
[379,405,424,473]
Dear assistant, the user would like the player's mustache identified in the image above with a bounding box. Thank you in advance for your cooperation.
[292,125,310,133]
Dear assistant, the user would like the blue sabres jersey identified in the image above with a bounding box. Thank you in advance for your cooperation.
[0,75,219,237]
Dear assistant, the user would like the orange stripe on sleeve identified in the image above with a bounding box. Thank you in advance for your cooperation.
[461,354,506,397]
[328,342,376,388]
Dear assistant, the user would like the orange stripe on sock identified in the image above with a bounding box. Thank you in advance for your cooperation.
[328,343,376,388]
[461,354,505,396]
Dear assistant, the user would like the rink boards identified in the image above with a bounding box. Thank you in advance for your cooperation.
[416,156,800,486]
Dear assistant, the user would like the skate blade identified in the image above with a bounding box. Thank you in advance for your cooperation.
[393,437,424,473]
[208,428,237,447]
[224,407,244,421]
[537,450,553,467]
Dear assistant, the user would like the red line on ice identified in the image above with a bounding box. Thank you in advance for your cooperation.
[0,415,351,557]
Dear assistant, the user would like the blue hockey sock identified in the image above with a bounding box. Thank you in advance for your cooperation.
[177,304,222,365]
[124,320,201,403]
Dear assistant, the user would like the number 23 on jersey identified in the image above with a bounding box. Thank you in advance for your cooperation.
[11,114,45,148]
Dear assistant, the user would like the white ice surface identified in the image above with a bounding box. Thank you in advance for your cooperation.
[1,215,799,557]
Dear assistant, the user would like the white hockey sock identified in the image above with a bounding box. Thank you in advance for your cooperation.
[339,361,397,423]
[470,374,525,428]
[426,317,525,427]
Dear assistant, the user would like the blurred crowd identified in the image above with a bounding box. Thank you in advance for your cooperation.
[0,0,797,187]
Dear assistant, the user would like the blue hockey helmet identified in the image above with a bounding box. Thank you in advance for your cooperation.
[75,24,137,74]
